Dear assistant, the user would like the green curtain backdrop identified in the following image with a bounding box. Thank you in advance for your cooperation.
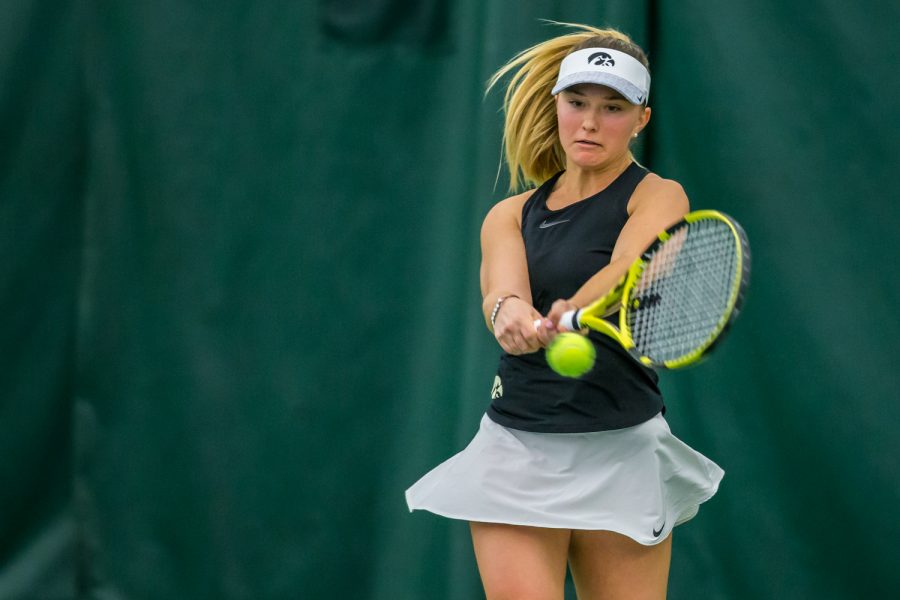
[2,0,898,598]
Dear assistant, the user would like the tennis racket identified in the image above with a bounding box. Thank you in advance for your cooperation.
[559,210,751,369]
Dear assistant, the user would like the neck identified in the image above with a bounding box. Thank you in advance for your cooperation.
[558,153,634,199]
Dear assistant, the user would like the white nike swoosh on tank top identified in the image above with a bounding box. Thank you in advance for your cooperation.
[538,218,571,229]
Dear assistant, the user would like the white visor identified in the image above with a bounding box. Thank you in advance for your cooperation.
[551,48,650,104]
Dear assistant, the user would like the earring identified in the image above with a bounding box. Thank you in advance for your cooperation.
[633,133,639,138]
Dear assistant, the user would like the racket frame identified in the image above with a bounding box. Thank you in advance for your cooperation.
[571,209,750,369]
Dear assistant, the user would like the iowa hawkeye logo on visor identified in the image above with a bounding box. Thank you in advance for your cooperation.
[588,51,615,67]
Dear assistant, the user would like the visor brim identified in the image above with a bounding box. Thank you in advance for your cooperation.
[551,72,648,105]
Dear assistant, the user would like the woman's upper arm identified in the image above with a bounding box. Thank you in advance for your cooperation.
[610,175,691,264]
[480,192,532,305]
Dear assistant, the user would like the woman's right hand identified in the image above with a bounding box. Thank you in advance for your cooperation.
[547,298,580,331]
[492,297,554,355]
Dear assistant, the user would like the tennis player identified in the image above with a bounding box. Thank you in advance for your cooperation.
[406,24,723,599]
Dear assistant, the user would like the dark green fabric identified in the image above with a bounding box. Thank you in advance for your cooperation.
[2,0,898,598]
[0,0,81,598]
[650,3,900,597]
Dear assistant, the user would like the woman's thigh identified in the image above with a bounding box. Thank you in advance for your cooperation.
[469,522,571,600]
[568,529,672,600]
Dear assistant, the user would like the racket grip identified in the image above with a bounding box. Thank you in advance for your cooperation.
[559,309,580,331]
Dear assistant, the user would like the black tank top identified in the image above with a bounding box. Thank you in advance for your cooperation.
[487,162,664,433]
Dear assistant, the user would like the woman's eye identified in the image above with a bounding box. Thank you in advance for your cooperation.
[569,100,583,107]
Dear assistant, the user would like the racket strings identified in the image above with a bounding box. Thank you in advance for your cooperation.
[628,219,739,362]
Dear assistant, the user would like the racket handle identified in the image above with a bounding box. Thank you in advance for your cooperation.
[559,309,580,331]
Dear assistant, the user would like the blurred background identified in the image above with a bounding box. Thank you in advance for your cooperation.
[2,0,899,598]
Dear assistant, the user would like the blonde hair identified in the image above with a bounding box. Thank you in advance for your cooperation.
[486,23,649,191]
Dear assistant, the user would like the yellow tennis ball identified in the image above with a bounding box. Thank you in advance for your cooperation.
[546,333,596,378]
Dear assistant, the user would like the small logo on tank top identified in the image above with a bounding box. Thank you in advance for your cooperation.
[538,218,571,229]
[491,375,503,399]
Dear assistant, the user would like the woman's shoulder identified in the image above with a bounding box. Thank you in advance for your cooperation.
[483,188,537,225]
[635,171,685,194]
[628,172,689,214]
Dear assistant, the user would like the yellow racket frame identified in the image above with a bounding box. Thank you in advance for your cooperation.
[573,210,749,369]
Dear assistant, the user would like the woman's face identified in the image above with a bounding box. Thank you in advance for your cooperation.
[556,84,650,170]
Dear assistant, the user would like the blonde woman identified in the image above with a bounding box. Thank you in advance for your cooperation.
[407,24,723,599]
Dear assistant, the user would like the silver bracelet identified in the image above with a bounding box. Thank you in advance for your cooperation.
[490,295,519,329]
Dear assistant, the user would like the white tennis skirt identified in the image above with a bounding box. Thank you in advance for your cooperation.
[405,412,723,545]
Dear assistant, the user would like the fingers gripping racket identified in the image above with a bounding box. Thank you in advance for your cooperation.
[560,210,751,369]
